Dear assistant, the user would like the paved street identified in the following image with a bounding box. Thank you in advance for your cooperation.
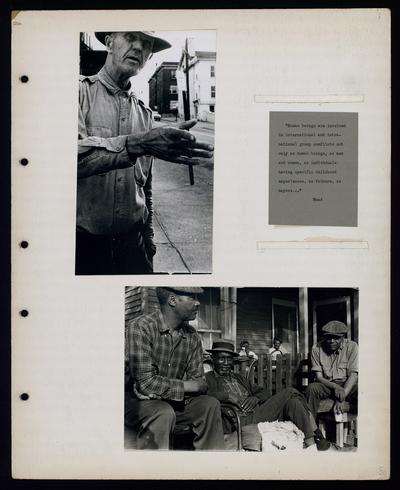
[151,118,214,273]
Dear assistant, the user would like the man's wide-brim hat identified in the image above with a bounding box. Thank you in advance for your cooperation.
[163,287,204,295]
[95,31,171,53]
[206,339,239,356]
[322,320,348,336]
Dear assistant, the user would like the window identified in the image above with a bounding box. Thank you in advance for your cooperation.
[171,70,176,79]
[193,288,222,350]
[169,85,178,95]
[210,65,215,77]
[211,86,216,98]
[272,298,299,357]
[209,105,215,113]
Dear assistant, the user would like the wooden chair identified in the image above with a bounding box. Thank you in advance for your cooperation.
[316,400,358,448]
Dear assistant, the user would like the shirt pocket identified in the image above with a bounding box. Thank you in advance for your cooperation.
[86,126,113,137]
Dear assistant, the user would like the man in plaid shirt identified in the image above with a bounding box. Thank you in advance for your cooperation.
[125,287,225,450]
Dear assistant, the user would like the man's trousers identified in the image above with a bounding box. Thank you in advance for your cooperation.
[125,394,226,450]
[238,388,318,451]
[306,380,358,419]
[75,228,153,275]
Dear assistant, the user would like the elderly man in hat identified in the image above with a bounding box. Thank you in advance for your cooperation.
[76,32,213,274]
[205,339,330,451]
[125,287,225,450]
[306,321,358,419]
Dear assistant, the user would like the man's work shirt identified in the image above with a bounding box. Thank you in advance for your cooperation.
[126,310,204,402]
[77,67,154,236]
[311,338,358,382]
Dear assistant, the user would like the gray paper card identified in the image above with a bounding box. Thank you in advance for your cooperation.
[269,112,358,226]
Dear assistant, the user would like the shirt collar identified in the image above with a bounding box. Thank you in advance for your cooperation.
[97,67,133,97]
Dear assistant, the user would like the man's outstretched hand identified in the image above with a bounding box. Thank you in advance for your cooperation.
[126,119,214,166]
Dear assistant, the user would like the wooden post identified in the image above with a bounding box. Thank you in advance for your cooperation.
[285,353,293,388]
[265,354,272,397]
[183,38,194,186]
[275,355,282,393]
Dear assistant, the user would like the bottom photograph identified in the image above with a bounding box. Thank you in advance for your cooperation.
[124,286,359,452]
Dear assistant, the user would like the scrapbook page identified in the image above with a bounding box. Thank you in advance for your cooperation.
[11,8,390,479]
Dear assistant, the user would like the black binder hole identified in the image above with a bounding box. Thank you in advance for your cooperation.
[20,158,29,166]
[20,75,29,83]
[19,241,29,249]
[20,309,29,317]
[20,393,29,401]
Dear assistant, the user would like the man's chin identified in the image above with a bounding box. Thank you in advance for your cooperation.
[121,65,141,78]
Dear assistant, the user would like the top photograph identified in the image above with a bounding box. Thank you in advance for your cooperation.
[75,31,216,275]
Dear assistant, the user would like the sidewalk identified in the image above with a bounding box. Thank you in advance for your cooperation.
[152,155,214,274]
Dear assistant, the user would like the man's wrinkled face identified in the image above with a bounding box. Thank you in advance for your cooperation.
[173,294,200,322]
[106,32,153,78]
[213,352,235,376]
[323,334,344,352]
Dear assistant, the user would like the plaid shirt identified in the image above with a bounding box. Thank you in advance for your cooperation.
[127,310,204,402]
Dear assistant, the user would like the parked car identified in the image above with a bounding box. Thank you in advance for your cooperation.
[152,112,162,122]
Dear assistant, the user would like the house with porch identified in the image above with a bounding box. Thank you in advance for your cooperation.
[125,286,359,448]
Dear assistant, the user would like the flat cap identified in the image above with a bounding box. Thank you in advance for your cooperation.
[95,31,171,54]
[163,287,204,295]
[322,321,348,336]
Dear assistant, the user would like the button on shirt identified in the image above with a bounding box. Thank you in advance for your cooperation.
[311,338,358,381]
[77,68,154,236]
[127,310,204,402]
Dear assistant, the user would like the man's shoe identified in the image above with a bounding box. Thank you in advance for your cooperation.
[314,429,331,450]
[315,437,331,451]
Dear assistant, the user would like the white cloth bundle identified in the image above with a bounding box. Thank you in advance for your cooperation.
[257,421,305,451]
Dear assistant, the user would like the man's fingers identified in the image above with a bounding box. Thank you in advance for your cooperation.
[178,119,197,130]
[170,140,214,153]
[193,141,214,151]
[166,128,196,142]
[171,157,201,166]
[178,148,213,159]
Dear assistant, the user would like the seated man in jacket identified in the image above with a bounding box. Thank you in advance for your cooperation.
[306,321,358,418]
[205,339,330,451]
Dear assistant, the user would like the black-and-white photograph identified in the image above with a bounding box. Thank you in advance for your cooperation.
[76,31,216,275]
[124,287,359,451]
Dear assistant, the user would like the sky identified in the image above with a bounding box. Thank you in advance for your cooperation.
[88,30,216,104]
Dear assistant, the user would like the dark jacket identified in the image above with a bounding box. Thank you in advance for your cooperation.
[205,371,272,403]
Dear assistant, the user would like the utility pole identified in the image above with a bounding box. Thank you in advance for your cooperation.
[183,38,194,185]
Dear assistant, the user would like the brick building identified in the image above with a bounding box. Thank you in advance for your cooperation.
[148,62,179,116]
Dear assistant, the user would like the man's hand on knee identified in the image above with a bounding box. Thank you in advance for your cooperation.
[133,383,161,400]
[126,119,214,166]
[333,385,346,402]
